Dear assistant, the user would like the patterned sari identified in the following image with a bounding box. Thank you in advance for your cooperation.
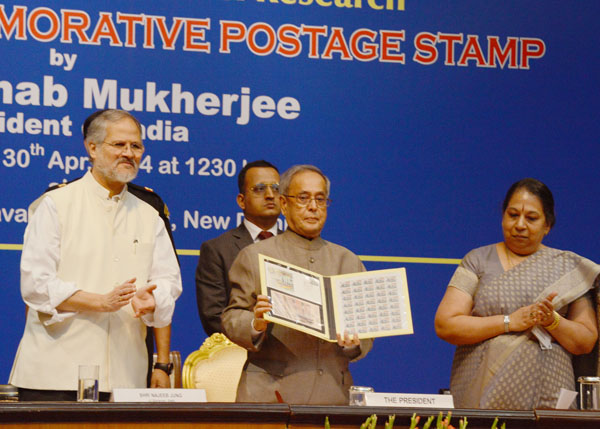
[448,246,600,409]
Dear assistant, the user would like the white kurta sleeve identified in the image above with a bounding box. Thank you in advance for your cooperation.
[141,220,182,328]
[20,196,79,325]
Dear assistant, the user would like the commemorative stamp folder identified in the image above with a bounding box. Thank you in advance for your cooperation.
[258,254,413,341]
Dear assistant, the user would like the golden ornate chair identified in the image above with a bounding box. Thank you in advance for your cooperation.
[182,333,247,402]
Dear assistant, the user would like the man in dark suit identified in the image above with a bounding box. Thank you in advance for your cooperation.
[195,160,281,336]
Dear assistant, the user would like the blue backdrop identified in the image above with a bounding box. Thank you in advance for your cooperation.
[1,0,599,394]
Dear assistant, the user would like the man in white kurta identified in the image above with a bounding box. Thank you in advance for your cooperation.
[9,110,182,399]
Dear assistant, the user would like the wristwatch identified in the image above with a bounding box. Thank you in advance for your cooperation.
[503,315,510,333]
[154,362,173,375]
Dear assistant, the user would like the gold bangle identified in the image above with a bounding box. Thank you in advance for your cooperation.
[545,311,560,331]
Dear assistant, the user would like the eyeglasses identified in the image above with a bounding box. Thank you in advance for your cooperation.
[284,194,331,208]
[102,141,145,155]
[250,183,280,195]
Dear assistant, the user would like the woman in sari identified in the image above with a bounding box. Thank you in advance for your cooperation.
[435,178,600,409]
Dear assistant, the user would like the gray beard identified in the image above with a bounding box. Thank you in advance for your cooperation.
[95,160,139,185]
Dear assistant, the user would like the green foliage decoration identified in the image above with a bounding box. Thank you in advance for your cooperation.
[324,412,506,428]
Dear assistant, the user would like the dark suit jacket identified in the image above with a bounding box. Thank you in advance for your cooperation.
[195,223,255,336]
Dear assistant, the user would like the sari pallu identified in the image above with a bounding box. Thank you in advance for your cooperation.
[448,247,600,410]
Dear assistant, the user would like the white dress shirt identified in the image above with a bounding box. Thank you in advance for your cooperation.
[243,218,278,243]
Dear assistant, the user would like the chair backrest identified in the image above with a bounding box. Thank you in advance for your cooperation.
[152,351,182,388]
[182,333,247,402]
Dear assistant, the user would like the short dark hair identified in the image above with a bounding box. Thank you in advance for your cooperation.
[502,178,556,229]
[237,160,279,193]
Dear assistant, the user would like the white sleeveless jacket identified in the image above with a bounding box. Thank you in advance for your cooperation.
[10,172,162,391]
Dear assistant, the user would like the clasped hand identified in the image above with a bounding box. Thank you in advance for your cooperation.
[101,278,136,312]
[509,291,557,332]
[101,278,157,316]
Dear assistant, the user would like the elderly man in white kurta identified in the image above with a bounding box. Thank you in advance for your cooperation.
[9,109,182,401]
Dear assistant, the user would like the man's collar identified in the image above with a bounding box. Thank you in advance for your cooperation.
[286,227,319,241]
[243,218,278,241]
[282,228,325,251]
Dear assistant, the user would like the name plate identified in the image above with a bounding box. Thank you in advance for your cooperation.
[364,392,454,408]
[112,388,207,403]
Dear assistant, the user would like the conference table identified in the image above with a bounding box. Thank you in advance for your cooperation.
[1,402,600,428]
